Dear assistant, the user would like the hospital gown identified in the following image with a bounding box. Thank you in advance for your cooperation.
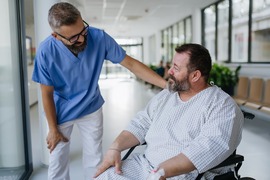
[96,85,244,180]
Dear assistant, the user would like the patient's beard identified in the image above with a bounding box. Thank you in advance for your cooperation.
[168,74,190,92]
[66,36,87,55]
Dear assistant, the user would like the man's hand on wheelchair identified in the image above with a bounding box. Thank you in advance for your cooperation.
[93,148,122,178]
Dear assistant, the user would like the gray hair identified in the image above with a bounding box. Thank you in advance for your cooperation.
[48,2,81,30]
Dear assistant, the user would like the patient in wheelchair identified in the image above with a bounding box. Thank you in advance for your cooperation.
[94,44,244,180]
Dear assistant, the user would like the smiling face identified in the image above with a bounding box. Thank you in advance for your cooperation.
[53,18,88,54]
[167,52,191,92]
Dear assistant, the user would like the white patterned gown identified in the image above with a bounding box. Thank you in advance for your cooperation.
[95,85,244,180]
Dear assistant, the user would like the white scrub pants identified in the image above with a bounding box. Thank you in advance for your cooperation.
[48,108,103,180]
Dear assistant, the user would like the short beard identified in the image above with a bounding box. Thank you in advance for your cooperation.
[66,36,87,55]
[168,74,190,92]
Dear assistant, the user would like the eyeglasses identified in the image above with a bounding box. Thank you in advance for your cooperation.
[55,20,89,44]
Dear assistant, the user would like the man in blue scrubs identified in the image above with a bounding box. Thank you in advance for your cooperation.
[32,2,166,180]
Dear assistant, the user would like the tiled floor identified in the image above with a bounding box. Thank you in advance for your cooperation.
[29,78,270,180]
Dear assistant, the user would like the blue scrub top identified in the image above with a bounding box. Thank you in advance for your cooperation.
[32,26,126,124]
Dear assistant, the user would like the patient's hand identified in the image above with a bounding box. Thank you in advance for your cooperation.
[93,149,122,178]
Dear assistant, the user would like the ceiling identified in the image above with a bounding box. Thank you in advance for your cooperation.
[24,0,217,38]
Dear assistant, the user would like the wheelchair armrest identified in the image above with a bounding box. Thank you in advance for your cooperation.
[211,154,244,170]
[122,142,147,161]
[122,146,137,161]
[196,153,244,180]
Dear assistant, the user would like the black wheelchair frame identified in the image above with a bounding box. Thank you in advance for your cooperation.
[121,110,255,180]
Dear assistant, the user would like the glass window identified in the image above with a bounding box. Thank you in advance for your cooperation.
[162,29,169,61]
[161,17,192,62]
[253,0,266,12]
[251,0,270,62]
[178,21,185,45]
[26,36,33,65]
[203,5,216,61]
[100,38,143,79]
[115,38,142,45]
[203,0,270,63]
[231,0,249,62]
[148,34,156,65]
[167,27,173,61]
[217,0,229,61]
[0,0,31,179]
[172,24,178,53]
[185,17,192,43]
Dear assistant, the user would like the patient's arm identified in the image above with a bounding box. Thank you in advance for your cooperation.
[109,130,141,151]
[157,153,196,178]
[93,130,140,178]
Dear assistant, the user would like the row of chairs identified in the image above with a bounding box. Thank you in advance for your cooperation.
[233,76,270,114]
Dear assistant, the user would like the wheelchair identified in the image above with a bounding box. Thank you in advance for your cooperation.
[122,110,255,180]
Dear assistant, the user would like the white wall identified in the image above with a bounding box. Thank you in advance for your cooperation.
[228,63,270,79]
[25,23,36,47]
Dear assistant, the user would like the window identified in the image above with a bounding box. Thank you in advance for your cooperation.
[203,5,216,61]
[185,17,192,43]
[162,29,169,61]
[167,27,173,61]
[217,0,229,61]
[149,35,156,65]
[100,38,143,79]
[161,16,192,62]
[172,24,178,54]
[0,0,32,179]
[231,0,249,62]
[178,21,185,45]
[251,0,270,62]
[202,0,270,63]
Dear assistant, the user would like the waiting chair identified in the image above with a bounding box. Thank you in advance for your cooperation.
[259,79,270,114]
[244,77,264,110]
[233,76,249,105]
[122,111,255,180]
